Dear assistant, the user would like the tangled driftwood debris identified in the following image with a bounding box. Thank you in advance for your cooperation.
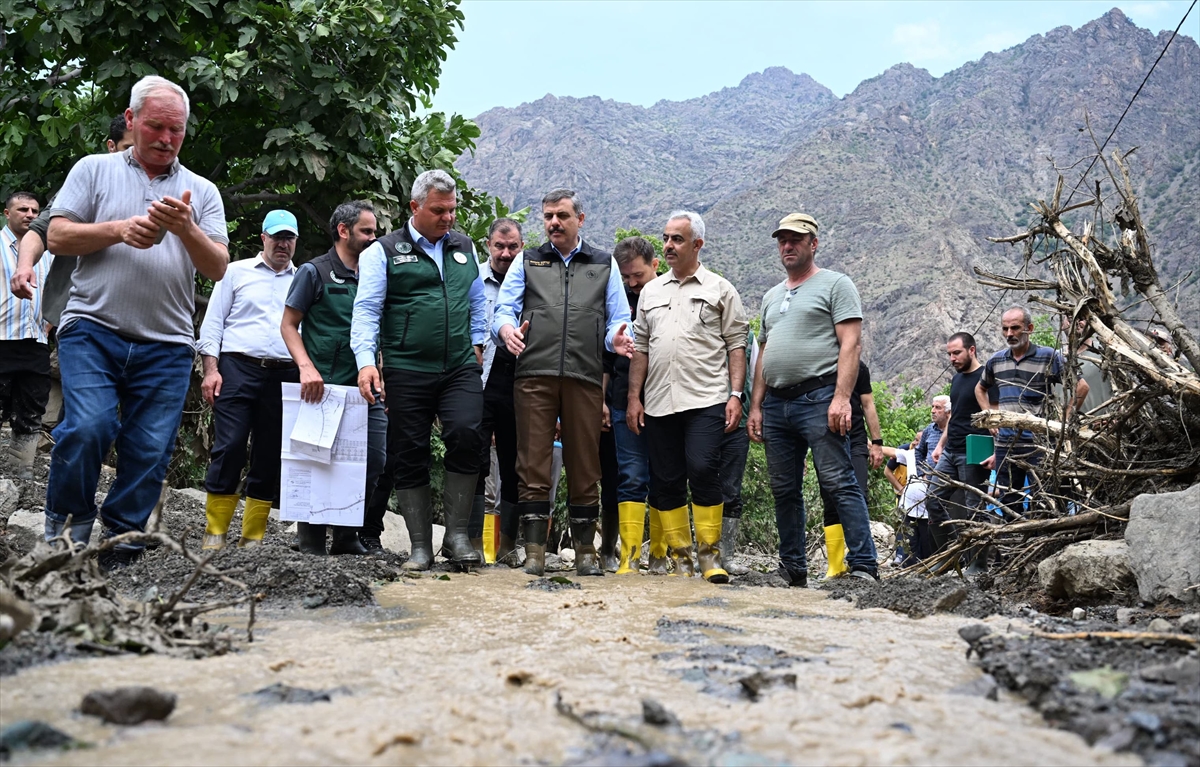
[910,142,1200,582]
[0,487,258,658]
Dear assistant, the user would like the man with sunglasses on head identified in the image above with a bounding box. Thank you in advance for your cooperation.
[746,213,878,587]
[198,210,301,551]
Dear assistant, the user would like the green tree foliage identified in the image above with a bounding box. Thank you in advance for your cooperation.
[1031,313,1061,349]
[0,0,501,261]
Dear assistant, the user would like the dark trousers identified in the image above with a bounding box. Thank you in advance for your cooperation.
[384,363,483,490]
[994,440,1040,516]
[644,403,725,510]
[0,339,52,435]
[927,450,990,528]
[204,355,299,502]
[719,424,750,519]
[514,376,602,511]
[818,446,868,527]
[478,360,519,504]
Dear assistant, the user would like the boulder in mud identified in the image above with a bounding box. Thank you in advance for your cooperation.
[0,720,81,758]
[1125,484,1200,604]
[1037,540,1134,598]
[80,686,176,725]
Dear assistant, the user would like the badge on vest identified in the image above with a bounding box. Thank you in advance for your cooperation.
[452,252,468,264]
[392,254,418,265]
[396,242,412,254]
[329,269,346,284]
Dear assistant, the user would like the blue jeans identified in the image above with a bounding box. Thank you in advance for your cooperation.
[45,319,193,536]
[611,408,650,504]
[926,450,990,528]
[762,386,877,576]
[994,440,1040,516]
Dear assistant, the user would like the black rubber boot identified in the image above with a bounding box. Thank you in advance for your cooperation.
[397,486,434,571]
[468,493,486,560]
[442,472,483,567]
[520,501,551,576]
[570,515,604,577]
[600,502,619,572]
[496,500,520,566]
[329,526,368,555]
[296,522,328,556]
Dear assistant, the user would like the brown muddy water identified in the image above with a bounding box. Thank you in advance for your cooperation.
[1,569,1138,766]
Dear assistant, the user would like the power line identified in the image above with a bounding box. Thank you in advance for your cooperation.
[921,0,1196,397]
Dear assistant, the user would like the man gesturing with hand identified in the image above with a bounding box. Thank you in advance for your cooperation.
[492,189,633,577]
[40,76,228,570]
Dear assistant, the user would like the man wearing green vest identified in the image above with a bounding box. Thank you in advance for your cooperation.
[493,189,635,577]
[351,171,488,570]
[280,200,384,556]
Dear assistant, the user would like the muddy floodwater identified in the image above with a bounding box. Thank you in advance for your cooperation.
[2,569,1138,766]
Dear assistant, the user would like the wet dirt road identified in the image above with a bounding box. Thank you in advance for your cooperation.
[1,569,1138,766]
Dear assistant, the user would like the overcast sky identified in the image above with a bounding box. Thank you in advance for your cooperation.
[429,1,1196,118]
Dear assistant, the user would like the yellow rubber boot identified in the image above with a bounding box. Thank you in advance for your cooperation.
[616,501,646,574]
[203,493,240,550]
[647,506,669,575]
[824,524,848,580]
[659,506,695,577]
[693,502,729,584]
[482,513,498,564]
[238,497,273,548]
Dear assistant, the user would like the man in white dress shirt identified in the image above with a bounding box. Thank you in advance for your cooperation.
[197,210,300,550]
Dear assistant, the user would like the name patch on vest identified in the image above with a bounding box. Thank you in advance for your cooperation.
[528,260,553,267]
[392,254,419,265]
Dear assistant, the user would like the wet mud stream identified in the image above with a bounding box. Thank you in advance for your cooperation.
[1,570,1138,765]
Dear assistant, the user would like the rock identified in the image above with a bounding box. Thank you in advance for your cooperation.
[958,623,992,644]
[559,547,576,567]
[1037,540,1134,598]
[379,516,412,555]
[870,521,895,564]
[1116,607,1137,626]
[1072,607,1086,621]
[80,686,176,725]
[1147,617,1174,633]
[0,478,18,518]
[169,487,207,505]
[1125,484,1200,604]
[1139,656,1200,685]
[641,699,680,727]
[249,683,348,705]
[0,720,79,758]
[1177,613,1199,634]
[950,673,999,700]
[933,587,969,613]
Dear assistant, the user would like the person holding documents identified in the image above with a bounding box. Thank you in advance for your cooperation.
[198,210,300,550]
[281,200,384,556]
[350,170,489,570]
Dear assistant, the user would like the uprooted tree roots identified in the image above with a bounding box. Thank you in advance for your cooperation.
[0,497,257,659]
[911,139,1199,582]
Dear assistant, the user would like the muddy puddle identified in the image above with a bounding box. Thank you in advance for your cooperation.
[0,569,1138,766]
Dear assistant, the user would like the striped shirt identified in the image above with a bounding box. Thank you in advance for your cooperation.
[979,344,1065,442]
[1,225,53,343]
[49,148,228,347]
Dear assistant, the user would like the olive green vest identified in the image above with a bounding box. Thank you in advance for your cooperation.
[516,241,611,386]
[377,225,477,373]
[299,249,359,386]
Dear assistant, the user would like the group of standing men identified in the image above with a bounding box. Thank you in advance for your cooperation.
[3,74,894,586]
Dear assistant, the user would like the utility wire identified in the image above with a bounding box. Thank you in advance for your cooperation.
[920,0,1196,398]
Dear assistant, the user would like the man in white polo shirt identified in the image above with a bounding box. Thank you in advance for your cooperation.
[42,76,228,569]
[197,210,319,551]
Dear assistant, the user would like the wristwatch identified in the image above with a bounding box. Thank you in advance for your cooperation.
[871,438,884,446]
[729,391,743,399]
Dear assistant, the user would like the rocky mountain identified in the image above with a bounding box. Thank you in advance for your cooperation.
[457,9,1200,386]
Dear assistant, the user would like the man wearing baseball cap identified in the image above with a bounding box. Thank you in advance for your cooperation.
[746,212,879,586]
[197,209,311,550]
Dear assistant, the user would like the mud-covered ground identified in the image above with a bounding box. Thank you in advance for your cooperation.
[2,432,1197,765]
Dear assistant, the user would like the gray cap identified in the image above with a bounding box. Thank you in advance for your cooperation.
[772,212,818,238]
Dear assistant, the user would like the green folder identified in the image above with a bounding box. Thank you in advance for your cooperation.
[966,434,994,464]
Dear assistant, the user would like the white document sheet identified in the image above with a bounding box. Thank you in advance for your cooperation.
[289,387,346,464]
[279,383,367,526]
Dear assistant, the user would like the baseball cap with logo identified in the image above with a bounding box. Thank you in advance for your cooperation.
[262,209,299,236]
[771,213,819,238]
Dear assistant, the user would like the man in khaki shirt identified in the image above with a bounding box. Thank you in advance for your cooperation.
[627,211,748,582]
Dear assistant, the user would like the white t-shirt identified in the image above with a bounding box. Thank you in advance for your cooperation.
[894,449,928,519]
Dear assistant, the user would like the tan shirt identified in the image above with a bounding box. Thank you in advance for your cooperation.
[633,264,748,417]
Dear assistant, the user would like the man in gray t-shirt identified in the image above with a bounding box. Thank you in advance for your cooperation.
[39,76,229,570]
[747,212,878,586]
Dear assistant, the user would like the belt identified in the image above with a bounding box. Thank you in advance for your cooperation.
[226,351,297,370]
[767,373,838,401]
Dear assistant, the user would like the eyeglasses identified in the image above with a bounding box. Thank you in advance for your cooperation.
[780,288,797,314]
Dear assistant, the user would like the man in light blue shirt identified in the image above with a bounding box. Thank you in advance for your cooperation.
[491,188,634,577]
[349,170,488,570]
